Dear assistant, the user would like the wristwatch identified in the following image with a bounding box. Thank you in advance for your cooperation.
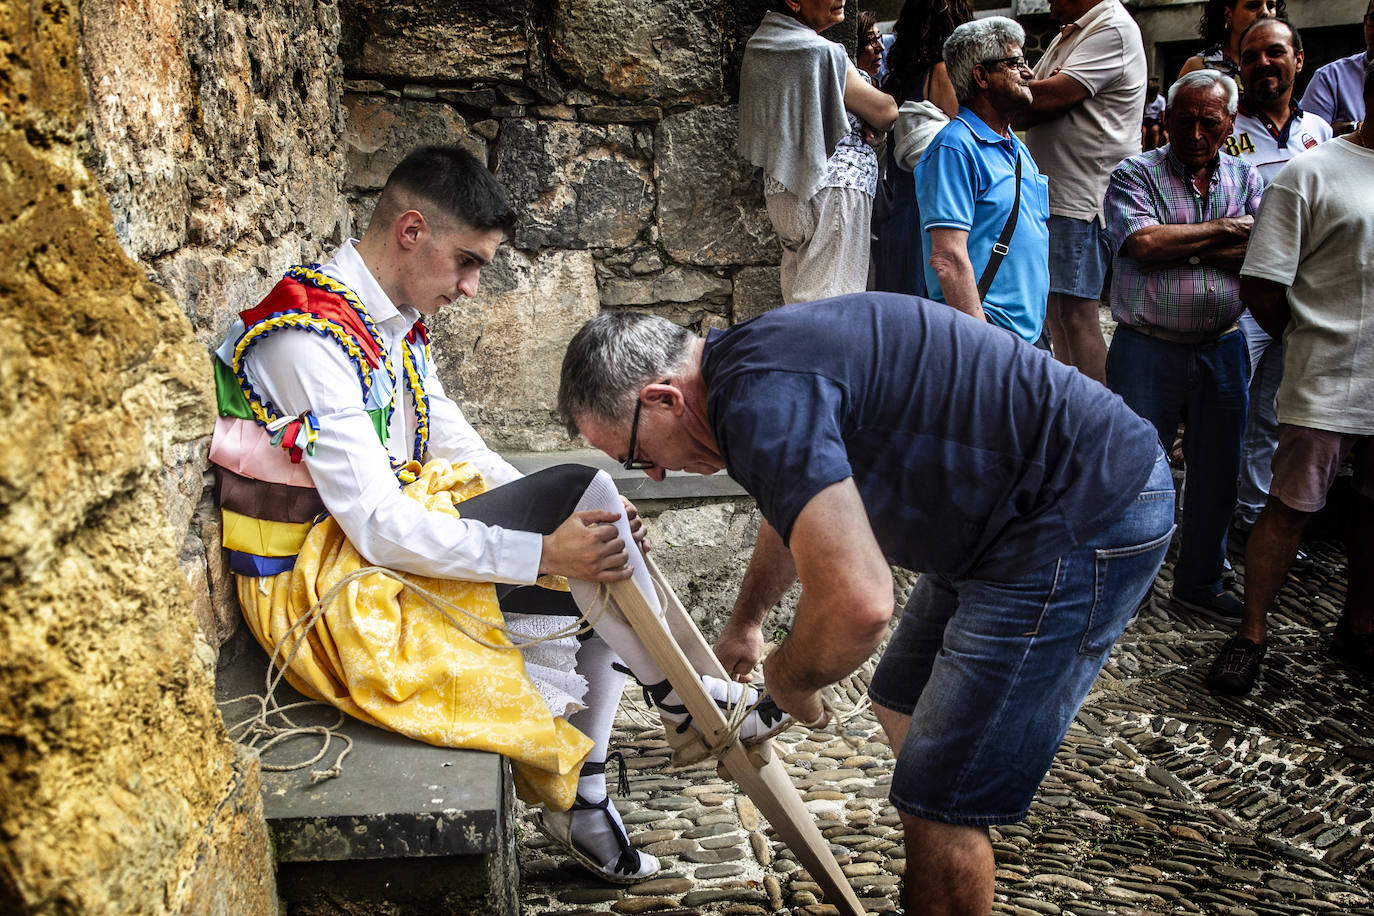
[1188,256,1201,266]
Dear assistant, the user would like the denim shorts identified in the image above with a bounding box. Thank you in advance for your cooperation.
[869,451,1175,826]
[1046,215,1112,299]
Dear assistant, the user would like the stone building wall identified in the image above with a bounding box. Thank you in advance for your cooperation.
[327,0,855,633]
[4,1,860,908]
[84,0,858,646]
[0,0,275,911]
[82,0,352,648]
[338,0,845,450]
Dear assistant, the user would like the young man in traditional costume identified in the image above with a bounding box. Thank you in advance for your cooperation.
[208,146,789,883]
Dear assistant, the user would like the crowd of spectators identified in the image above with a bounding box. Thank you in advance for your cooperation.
[738,0,1373,697]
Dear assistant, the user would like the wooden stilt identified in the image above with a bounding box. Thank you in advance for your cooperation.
[609,558,868,916]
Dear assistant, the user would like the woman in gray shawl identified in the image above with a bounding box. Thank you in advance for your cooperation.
[739,0,898,304]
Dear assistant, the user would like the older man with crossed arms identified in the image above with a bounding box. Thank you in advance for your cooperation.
[1102,69,1264,623]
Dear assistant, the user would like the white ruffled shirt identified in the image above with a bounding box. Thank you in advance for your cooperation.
[240,240,544,584]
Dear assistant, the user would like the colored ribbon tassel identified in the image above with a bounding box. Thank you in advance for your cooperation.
[266,412,319,463]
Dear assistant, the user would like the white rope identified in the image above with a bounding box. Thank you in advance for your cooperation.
[221,567,617,782]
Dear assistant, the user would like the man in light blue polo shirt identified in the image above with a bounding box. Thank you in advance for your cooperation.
[915,17,1050,344]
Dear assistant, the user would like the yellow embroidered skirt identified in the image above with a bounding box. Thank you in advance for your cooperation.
[236,459,593,809]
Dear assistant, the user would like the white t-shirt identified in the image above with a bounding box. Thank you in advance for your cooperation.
[1227,104,1332,184]
[1025,0,1147,222]
[1240,138,1374,434]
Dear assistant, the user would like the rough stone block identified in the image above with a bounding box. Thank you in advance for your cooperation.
[2,16,271,903]
[549,0,723,102]
[581,104,663,124]
[496,118,655,251]
[657,107,777,266]
[436,88,499,110]
[732,266,783,322]
[425,247,599,450]
[600,266,731,307]
[344,94,486,191]
[341,0,531,83]
[171,747,279,915]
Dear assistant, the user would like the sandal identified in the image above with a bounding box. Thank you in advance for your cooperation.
[1331,620,1374,676]
[535,794,660,884]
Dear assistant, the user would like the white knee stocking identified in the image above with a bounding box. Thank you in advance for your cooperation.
[565,634,625,772]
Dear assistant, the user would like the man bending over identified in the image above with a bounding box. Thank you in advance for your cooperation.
[559,294,1174,914]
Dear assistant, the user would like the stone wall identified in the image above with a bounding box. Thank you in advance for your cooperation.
[340,0,858,449]
[79,0,860,648]
[3,1,863,906]
[0,0,275,910]
[81,0,352,647]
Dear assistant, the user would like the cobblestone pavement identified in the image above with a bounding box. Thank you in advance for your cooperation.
[519,522,1373,915]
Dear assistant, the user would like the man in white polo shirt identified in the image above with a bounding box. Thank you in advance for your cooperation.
[1019,0,1146,384]
[1228,18,1331,554]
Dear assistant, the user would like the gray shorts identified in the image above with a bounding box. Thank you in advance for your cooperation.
[766,186,872,304]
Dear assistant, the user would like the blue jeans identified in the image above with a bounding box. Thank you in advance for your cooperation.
[1236,311,1283,526]
[869,452,1174,825]
[1106,325,1249,596]
[1046,215,1111,299]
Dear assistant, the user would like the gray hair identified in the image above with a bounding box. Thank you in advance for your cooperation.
[943,17,1026,104]
[1167,69,1239,115]
[557,312,696,435]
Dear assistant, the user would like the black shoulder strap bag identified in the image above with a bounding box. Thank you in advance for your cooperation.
[976,153,1023,302]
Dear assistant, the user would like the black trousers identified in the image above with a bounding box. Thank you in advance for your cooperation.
[454,463,600,618]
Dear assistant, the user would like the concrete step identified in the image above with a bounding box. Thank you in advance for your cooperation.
[504,448,745,501]
[215,628,518,915]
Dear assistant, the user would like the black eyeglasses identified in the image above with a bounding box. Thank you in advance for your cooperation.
[623,398,654,471]
[981,55,1030,72]
[622,381,672,470]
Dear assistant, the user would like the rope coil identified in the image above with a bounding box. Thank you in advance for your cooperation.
[221,566,615,781]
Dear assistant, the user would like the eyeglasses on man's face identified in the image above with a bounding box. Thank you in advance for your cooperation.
[622,398,655,471]
[981,55,1031,73]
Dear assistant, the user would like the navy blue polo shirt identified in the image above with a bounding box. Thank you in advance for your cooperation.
[701,294,1159,581]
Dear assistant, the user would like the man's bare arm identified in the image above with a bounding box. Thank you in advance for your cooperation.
[1013,72,1091,129]
[927,227,988,322]
[1196,241,1249,272]
[761,479,894,726]
[1124,215,1252,270]
[1242,275,1292,339]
